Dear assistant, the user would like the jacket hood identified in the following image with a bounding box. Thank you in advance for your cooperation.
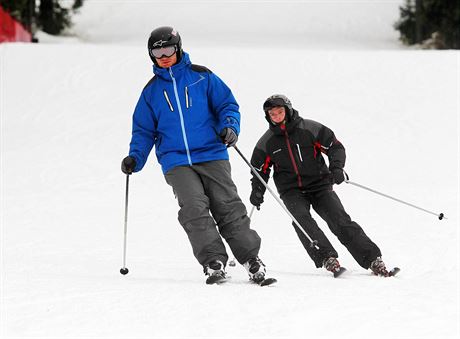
[152,52,191,80]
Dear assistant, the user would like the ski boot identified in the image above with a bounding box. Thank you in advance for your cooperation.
[370,257,390,277]
[323,257,346,278]
[243,257,266,283]
[204,260,227,285]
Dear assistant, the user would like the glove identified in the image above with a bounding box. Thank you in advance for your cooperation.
[250,189,264,209]
[121,156,136,175]
[331,168,347,185]
[220,127,238,147]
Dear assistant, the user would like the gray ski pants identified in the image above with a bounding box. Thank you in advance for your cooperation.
[165,160,261,268]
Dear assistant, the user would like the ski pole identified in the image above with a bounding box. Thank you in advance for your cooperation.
[229,205,256,267]
[345,179,446,220]
[120,174,130,275]
[248,205,256,219]
[233,146,318,248]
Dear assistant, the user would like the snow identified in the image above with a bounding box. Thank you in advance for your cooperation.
[1,1,459,338]
[70,1,402,49]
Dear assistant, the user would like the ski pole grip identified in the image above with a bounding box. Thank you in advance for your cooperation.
[343,170,349,182]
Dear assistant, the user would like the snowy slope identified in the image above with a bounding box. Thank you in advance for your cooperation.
[71,0,402,49]
[1,1,459,339]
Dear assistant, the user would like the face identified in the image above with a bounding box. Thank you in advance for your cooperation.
[268,106,286,124]
[155,53,177,68]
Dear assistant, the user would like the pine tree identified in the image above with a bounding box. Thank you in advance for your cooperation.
[394,0,417,45]
[394,0,460,49]
[0,0,85,36]
[37,0,71,35]
[72,0,84,11]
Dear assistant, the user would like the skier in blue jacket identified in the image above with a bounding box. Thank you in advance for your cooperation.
[121,27,267,284]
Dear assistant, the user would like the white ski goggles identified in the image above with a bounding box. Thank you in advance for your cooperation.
[150,45,177,59]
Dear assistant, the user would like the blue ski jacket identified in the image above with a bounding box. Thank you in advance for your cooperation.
[128,52,241,174]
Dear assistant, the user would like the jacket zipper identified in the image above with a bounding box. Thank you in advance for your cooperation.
[168,68,192,166]
[163,90,174,111]
[283,128,303,187]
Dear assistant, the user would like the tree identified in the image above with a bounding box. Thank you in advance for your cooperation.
[0,0,85,36]
[37,0,71,35]
[394,0,460,49]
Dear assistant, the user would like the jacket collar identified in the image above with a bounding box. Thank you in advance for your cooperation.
[269,109,302,135]
[152,52,191,80]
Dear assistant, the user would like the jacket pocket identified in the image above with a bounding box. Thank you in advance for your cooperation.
[296,144,303,162]
[296,144,322,176]
[185,86,191,108]
[186,75,206,107]
[271,148,291,172]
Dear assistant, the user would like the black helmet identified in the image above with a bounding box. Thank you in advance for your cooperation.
[147,26,183,64]
[263,94,293,123]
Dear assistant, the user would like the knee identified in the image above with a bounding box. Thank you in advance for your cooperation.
[291,213,315,228]
[213,199,247,227]
[324,211,352,233]
[334,219,363,244]
[178,196,211,228]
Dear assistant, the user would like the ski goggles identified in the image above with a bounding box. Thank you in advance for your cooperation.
[150,45,177,59]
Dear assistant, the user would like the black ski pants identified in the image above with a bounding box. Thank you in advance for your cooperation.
[165,160,261,268]
[281,188,381,269]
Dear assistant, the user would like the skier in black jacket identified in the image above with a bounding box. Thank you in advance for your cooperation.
[249,94,391,277]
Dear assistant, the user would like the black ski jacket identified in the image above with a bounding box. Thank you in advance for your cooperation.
[250,109,346,196]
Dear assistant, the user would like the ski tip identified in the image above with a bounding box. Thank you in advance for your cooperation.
[388,267,401,277]
[333,267,347,278]
[259,277,277,286]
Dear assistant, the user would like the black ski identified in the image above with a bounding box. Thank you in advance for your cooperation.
[206,274,227,285]
[333,267,347,278]
[371,267,401,277]
[258,277,277,286]
[388,267,400,277]
[206,274,277,286]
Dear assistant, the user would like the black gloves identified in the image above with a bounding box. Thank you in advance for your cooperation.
[220,128,238,147]
[121,156,136,175]
[331,168,348,185]
[250,189,264,210]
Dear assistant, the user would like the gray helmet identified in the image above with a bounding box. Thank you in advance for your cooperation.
[147,26,182,64]
[263,94,293,123]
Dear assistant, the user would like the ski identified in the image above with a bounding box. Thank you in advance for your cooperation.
[371,267,401,277]
[333,267,347,278]
[388,267,400,277]
[206,274,227,285]
[258,277,277,286]
[206,275,276,286]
